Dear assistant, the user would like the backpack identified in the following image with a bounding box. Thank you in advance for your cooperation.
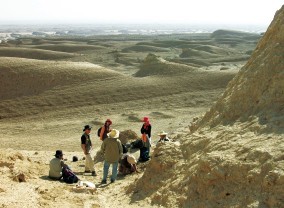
[62,166,79,184]
[97,127,102,137]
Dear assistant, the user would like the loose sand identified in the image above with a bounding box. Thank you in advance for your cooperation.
[0,5,283,207]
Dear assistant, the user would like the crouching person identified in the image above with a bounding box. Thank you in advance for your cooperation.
[49,150,79,183]
[49,150,67,180]
[119,154,138,175]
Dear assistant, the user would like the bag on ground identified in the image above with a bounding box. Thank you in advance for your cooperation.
[62,166,79,184]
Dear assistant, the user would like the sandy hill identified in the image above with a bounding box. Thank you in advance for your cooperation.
[0,53,236,151]
[121,45,170,53]
[0,10,271,208]
[196,9,284,132]
[0,47,77,60]
[0,57,121,100]
[135,53,197,76]
[211,29,261,39]
[179,48,221,59]
[211,29,261,45]
[130,5,284,208]
[32,44,106,53]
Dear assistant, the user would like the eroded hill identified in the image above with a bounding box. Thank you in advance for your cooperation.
[131,5,284,208]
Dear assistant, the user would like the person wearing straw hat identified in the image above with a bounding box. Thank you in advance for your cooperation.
[157,131,170,142]
[49,150,67,180]
[101,129,123,184]
[81,125,97,176]
[119,154,138,175]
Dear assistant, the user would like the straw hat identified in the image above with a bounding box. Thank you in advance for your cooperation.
[158,131,168,136]
[107,129,120,138]
[127,155,137,164]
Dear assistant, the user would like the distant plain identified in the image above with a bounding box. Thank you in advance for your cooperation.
[0,28,261,151]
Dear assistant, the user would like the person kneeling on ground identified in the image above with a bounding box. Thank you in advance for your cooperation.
[49,150,67,180]
[157,131,170,142]
[119,154,138,175]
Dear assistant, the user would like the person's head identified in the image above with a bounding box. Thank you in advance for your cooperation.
[105,119,112,126]
[107,129,119,139]
[83,125,92,134]
[54,150,64,159]
[127,155,137,165]
[158,131,168,138]
[142,116,149,124]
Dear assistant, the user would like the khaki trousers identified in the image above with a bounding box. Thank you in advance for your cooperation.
[85,153,95,172]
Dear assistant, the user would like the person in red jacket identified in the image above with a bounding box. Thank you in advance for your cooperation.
[140,116,151,161]
[100,119,112,141]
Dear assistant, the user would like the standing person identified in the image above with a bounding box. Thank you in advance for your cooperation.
[101,129,123,184]
[140,116,151,161]
[99,119,112,141]
[81,125,97,176]
[49,150,67,180]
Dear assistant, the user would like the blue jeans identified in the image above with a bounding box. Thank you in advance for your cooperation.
[103,161,118,181]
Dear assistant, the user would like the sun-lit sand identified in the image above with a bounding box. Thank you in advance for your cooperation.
[0,5,283,208]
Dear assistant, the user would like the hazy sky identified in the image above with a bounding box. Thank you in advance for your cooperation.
[0,0,283,25]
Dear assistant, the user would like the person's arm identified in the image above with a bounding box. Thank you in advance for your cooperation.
[118,141,123,158]
[100,126,105,140]
[81,135,87,155]
[90,138,93,151]
[101,140,105,154]
[81,144,87,155]
[141,125,145,134]
[61,160,68,168]
[133,164,139,173]
[148,125,152,138]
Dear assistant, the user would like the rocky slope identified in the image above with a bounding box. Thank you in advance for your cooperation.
[195,6,284,132]
[130,5,284,208]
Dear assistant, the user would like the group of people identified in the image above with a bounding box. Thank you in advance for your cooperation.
[49,116,170,184]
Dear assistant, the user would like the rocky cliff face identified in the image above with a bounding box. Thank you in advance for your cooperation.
[130,5,284,208]
[195,5,284,132]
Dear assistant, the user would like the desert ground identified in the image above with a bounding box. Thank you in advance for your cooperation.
[0,5,283,207]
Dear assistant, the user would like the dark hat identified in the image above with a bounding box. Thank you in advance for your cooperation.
[83,125,92,131]
[54,150,63,157]
[72,156,78,162]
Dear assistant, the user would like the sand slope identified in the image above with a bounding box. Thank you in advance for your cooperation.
[0,47,76,60]
[131,5,284,208]
[0,8,277,208]
[0,57,121,100]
